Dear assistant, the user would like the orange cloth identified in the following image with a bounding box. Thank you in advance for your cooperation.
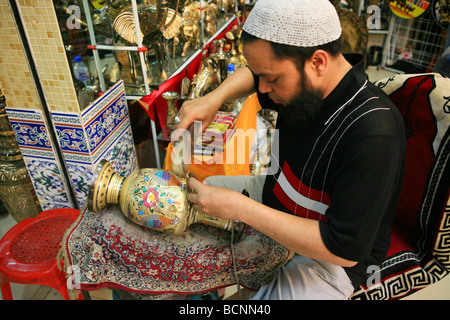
[163,94,261,181]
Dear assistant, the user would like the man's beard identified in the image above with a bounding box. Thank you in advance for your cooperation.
[276,73,324,132]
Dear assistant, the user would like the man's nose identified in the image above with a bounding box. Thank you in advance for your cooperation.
[258,79,273,94]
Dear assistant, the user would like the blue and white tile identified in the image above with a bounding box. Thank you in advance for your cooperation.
[51,80,137,207]
[99,123,138,177]
[5,80,137,210]
[6,108,75,210]
[65,161,94,208]
[52,111,91,207]
[52,112,90,157]
[82,80,130,164]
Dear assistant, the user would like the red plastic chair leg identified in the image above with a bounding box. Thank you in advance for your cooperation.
[1,281,13,300]
[54,286,70,300]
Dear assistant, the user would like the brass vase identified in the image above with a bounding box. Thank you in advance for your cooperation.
[162,91,179,132]
[88,160,244,241]
[0,95,22,162]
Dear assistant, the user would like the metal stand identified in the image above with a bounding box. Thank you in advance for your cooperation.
[80,1,241,168]
[81,0,161,168]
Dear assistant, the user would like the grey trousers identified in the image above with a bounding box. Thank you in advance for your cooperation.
[205,175,354,300]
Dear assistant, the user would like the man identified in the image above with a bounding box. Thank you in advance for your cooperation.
[172,0,405,299]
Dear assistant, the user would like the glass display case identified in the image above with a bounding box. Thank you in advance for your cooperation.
[52,0,239,109]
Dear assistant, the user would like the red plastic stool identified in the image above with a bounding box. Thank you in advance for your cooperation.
[0,208,81,300]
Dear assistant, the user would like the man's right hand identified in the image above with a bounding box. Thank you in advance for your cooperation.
[170,66,256,144]
[170,93,222,143]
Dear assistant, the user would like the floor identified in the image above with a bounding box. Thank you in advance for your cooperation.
[2,66,449,300]
[2,274,450,300]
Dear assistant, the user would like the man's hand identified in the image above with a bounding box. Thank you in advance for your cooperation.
[170,94,222,143]
[186,176,246,222]
[170,66,256,144]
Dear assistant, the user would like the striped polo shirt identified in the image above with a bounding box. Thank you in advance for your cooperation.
[255,54,406,288]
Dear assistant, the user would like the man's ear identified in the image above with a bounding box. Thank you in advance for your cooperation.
[308,50,329,77]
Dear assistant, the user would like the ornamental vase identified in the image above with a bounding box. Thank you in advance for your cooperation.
[88,160,244,240]
[162,91,179,133]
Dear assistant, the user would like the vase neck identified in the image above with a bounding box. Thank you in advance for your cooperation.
[106,174,124,205]
[189,205,234,231]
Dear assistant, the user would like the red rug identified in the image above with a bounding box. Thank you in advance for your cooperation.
[60,205,293,299]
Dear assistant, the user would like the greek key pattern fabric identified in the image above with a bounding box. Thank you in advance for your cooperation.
[350,73,450,300]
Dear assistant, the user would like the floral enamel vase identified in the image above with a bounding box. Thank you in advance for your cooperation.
[88,160,244,240]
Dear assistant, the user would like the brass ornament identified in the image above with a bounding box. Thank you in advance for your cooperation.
[162,91,180,132]
[113,4,182,43]
[338,9,368,55]
[0,96,22,162]
[0,160,42,222]
[188,51,218,99]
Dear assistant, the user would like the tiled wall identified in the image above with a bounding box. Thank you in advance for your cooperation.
[0,1,137,211]
[0,0,72,210]
[15,0,79,113]
[6,107,75,210]
[0,1,43,111]
[49,80,137,208]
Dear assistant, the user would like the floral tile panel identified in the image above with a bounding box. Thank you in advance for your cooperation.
[81,80,137,206]
[6,108,75,210]
[53,120,137,208]
[52,80,138,208]
[6,80,138,210]
[81,80,132,165]
[51,111,91,208]
[100,123,137,180]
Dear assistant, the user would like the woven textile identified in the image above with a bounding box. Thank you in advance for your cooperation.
[60,205,293,298]
[350,73,450,300]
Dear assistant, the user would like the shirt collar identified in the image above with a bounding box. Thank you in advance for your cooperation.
[319,54,368,124]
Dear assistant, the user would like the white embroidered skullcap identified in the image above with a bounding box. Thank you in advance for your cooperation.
[243,0,342,47]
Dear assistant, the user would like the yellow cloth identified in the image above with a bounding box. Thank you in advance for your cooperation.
[163,94,261,181]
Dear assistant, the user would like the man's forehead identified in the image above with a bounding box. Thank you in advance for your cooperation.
[243,40,282,77]
[247,66,271,78]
